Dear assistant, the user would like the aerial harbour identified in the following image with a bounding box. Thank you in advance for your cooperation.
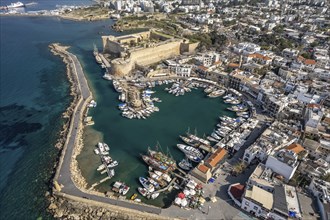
[1,0,329,219]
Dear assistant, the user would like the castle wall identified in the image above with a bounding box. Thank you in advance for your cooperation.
[103,38,125,55]
[180,42,199,54]
[111,58,135,77]
[130,40,182,66]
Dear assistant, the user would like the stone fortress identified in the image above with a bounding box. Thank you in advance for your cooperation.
[101,29,199,77]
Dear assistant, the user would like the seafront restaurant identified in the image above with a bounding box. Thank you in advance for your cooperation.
[190,148,227,183]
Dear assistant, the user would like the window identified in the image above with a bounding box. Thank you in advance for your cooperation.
[245,201,249,206]
[253,206,258,211]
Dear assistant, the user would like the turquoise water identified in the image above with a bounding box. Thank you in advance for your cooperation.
[76,52,236,207]
[0,16,117,219]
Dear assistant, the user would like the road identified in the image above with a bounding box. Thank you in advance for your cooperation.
[54,47,161,215]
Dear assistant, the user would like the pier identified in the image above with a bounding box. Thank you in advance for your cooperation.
[98,53,111,68]
[152,177,177,194]
[88,176,111,190]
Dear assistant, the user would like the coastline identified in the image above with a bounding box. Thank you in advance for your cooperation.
[0,13,110,21]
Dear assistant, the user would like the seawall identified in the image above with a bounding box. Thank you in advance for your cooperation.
[47,43,174,219]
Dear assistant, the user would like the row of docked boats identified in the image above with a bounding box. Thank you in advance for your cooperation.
[204,86,226,98]
[138,148,178,199]
[227,104,248,112]
[119,103,159,119]
[112,181,130,196]
[87,99,97,108]
[206,116,247,144]
[117,87,161,120]
[165,81,192,96]
[130,79,175,89]
[141,148,176,172]
[223,93,241,105]
[94,142,118,179]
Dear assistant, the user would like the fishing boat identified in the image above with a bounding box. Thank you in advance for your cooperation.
[138,187,148,197]
[178,158,193,171]
[148,148,176,167]
[142,155,168,171]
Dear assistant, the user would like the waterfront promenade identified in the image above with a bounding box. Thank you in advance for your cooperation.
[51,44,162,215]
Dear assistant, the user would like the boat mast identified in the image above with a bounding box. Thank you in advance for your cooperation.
[93,43,98,54]
[186,126,190,135]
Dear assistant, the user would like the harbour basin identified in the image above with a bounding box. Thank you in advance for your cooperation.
[77,61,236,207]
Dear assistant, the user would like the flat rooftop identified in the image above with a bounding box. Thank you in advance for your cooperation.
[245,185,273,210]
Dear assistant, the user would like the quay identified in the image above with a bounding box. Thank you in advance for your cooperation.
[50,43,162,216]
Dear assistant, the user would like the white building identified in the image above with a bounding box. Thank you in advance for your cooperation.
[173,65,192,77]
[282,48,299,60]
[233,42,261,55]
[304,104,323,129]
[265,149,299,180]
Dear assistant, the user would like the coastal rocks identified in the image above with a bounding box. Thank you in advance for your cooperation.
[47,195,172,220]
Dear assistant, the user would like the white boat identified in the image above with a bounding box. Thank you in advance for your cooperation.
[150,192,160,199]
[97,164,106,171]
[7,1,25,8]
[108,160,118,168]
[153,170,171,183]
[107,169,115,178]
[120,184,130,195]
[103,143,110,151]
[138,187,148,197]
[177,144,204,163]
[178,158,192,171]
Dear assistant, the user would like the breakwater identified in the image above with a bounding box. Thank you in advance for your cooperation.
[47,43,167,219]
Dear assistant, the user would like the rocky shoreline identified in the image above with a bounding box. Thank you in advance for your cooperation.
[49,43,90,189]
[47,195,173,220]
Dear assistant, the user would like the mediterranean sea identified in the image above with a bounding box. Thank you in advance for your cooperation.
[0,14,117,219]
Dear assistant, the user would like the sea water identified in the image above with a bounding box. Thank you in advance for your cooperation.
[0,15,116,219]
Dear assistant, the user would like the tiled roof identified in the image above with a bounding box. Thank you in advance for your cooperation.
[230,184,245,200]
[198,164,210,173]
[206,148,227,167]
[286,143,305,154]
